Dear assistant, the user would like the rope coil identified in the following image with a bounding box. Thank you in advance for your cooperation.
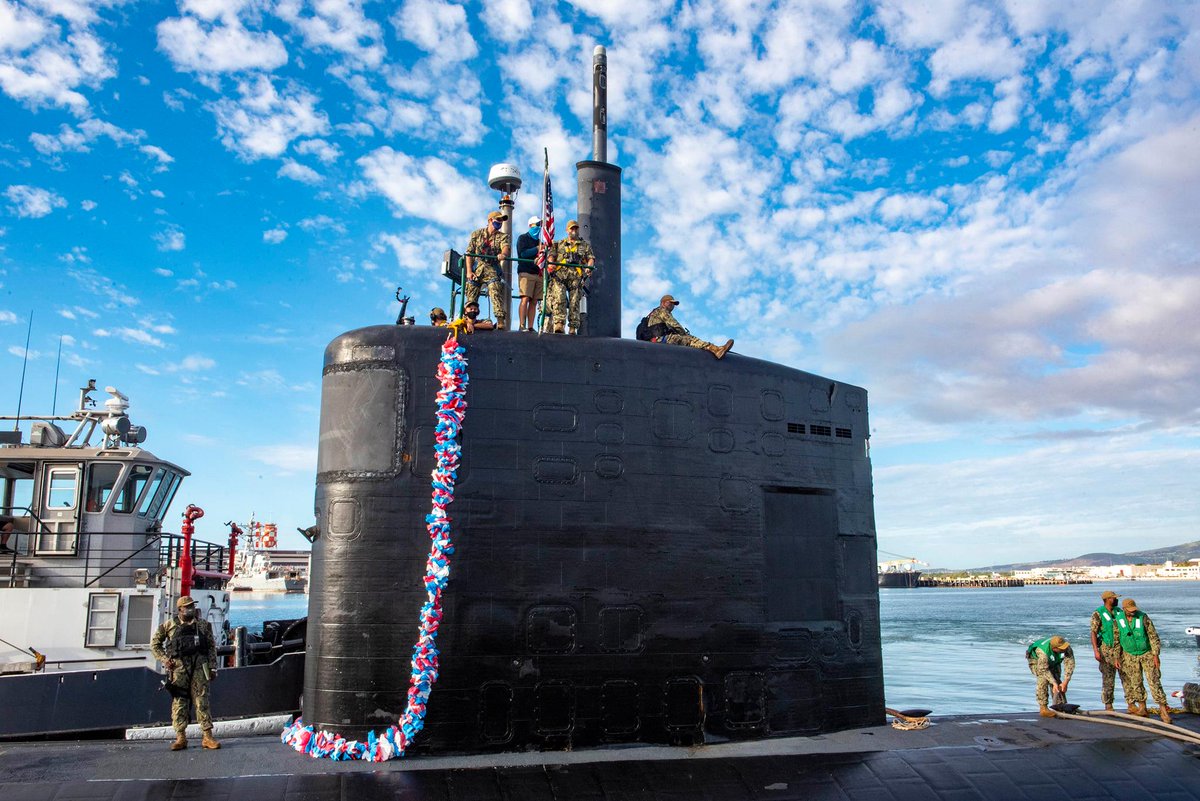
[282,336,469,761]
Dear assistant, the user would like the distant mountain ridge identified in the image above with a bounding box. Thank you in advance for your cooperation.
[969,540,1200,573]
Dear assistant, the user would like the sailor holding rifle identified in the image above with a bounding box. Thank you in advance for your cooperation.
[150,596,220,751]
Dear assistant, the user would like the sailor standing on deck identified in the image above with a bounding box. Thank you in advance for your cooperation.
[150,596,220,751]
[547,219,594,334]
[1115,597,1173,722]
[464,211,510,330]
[1026,635,1074,717]
[1090,590,1126,711]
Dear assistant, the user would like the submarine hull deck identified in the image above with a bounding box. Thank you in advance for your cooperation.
[307,326,882,750]
[3,712,1199,799]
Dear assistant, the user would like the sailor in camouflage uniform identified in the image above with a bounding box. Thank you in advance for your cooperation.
[645,295,734,359]
[150,596,220,750]
[1025,635,1074,717]
[1115,597,1172,722]
[464,211,510,330]
[1089,590,1125,710]
[547,219,594,334]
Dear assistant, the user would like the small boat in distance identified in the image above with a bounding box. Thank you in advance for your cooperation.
[1187,626,1200,647]
[227,520,308,593]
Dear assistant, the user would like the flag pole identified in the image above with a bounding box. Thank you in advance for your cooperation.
[537,148,549,335]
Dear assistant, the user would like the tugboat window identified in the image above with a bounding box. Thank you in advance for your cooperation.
[86,463,123,512]
[46,469,79,509]
[137,468,167,516]
[148,472,181,519]
[112,464,153,513]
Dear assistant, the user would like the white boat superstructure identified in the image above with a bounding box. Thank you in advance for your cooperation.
[0,382,232,675]
[227,523,308,593]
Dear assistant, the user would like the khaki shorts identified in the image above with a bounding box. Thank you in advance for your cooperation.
[518,273,544,300]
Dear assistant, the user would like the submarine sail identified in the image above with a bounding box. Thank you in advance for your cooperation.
[302,46,884,753]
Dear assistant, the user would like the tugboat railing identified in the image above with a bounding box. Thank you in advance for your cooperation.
[3,506,52,587]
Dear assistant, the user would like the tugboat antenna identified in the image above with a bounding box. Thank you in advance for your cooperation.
[13,310,32,432]
[51,334,63,415]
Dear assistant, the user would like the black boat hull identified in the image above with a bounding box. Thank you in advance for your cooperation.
[306,327,884,750]
[0,652,303,740]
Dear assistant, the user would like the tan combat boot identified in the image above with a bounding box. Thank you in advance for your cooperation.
[553,326,565,334]
[170,733,187,751]
[715,339,734,359]
[1104,703,1114,711]
[1132,702,1149,717]
[1159,707,1172,724]
[1039,705,1055,718]
[202,731,221,750]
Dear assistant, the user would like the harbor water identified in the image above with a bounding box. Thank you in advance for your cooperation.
[229,581,1200,717]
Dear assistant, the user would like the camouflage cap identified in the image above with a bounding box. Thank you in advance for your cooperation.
[1122,598,1138,611]
[566,219,579,229]
[487,211,508,221]
[1100,590,1120,601]
[1049,635,1070,652]
[660,294,680,306]
[430,307,447,319]
[176,596,196,609]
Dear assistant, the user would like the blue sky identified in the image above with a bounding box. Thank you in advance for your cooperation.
[2,0,1198,567]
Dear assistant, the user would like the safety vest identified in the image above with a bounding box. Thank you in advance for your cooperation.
[1094,606,1118,647]
[1117,611,1151,655]
[557,240,588,274]
[1026,637,1064,666]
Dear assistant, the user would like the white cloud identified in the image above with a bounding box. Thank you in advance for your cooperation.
[154,267,174,276]
[276,0,384,67]
[30,118,142,155]
[5,184,67,218]
[95,327,167,348]
[297,214,345,233]
[277,159,322,183]
[80,198,96,210]
[263,227,288,244]
[0,2,117,113]
[393,0,477,62]
[209,76,330,159]
[251,443,317,473]
[294,137,340,163]
[357,146,486,230]
[157,10,288,74]
[140,144,175,170]
[154,226,186,251]
[0,310,18,324]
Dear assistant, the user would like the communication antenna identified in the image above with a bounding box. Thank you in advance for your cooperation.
[13,310,32,432]
[51,335,63,415]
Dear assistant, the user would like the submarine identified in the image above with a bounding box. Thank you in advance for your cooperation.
[303,46,885,752]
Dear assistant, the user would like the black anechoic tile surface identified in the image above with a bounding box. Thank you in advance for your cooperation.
[3,739,1199,801]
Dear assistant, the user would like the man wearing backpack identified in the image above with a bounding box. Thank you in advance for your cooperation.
[1026,635,1074,717]
[640,295,734,359]
[151,596,220,751]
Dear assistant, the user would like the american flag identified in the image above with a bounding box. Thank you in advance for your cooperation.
[537,151,554,270]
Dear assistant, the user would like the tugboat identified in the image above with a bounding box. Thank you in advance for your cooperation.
[0,381,303,739]
[228,521,309,593]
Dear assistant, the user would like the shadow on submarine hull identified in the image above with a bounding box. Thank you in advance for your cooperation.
[305,325,883,752]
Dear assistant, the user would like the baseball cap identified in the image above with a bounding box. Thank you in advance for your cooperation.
[1100,590,1120,601]
[487,211,508,221]
[176,596,196,609]
[660,294,680,306]
[1049,635,1070,652]
[527,216,541,227]
[1122,598,1138,611]
[567,219,579,229]
[430,307,447,319]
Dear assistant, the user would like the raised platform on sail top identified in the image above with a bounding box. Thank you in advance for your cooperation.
[2,711,1198,799]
